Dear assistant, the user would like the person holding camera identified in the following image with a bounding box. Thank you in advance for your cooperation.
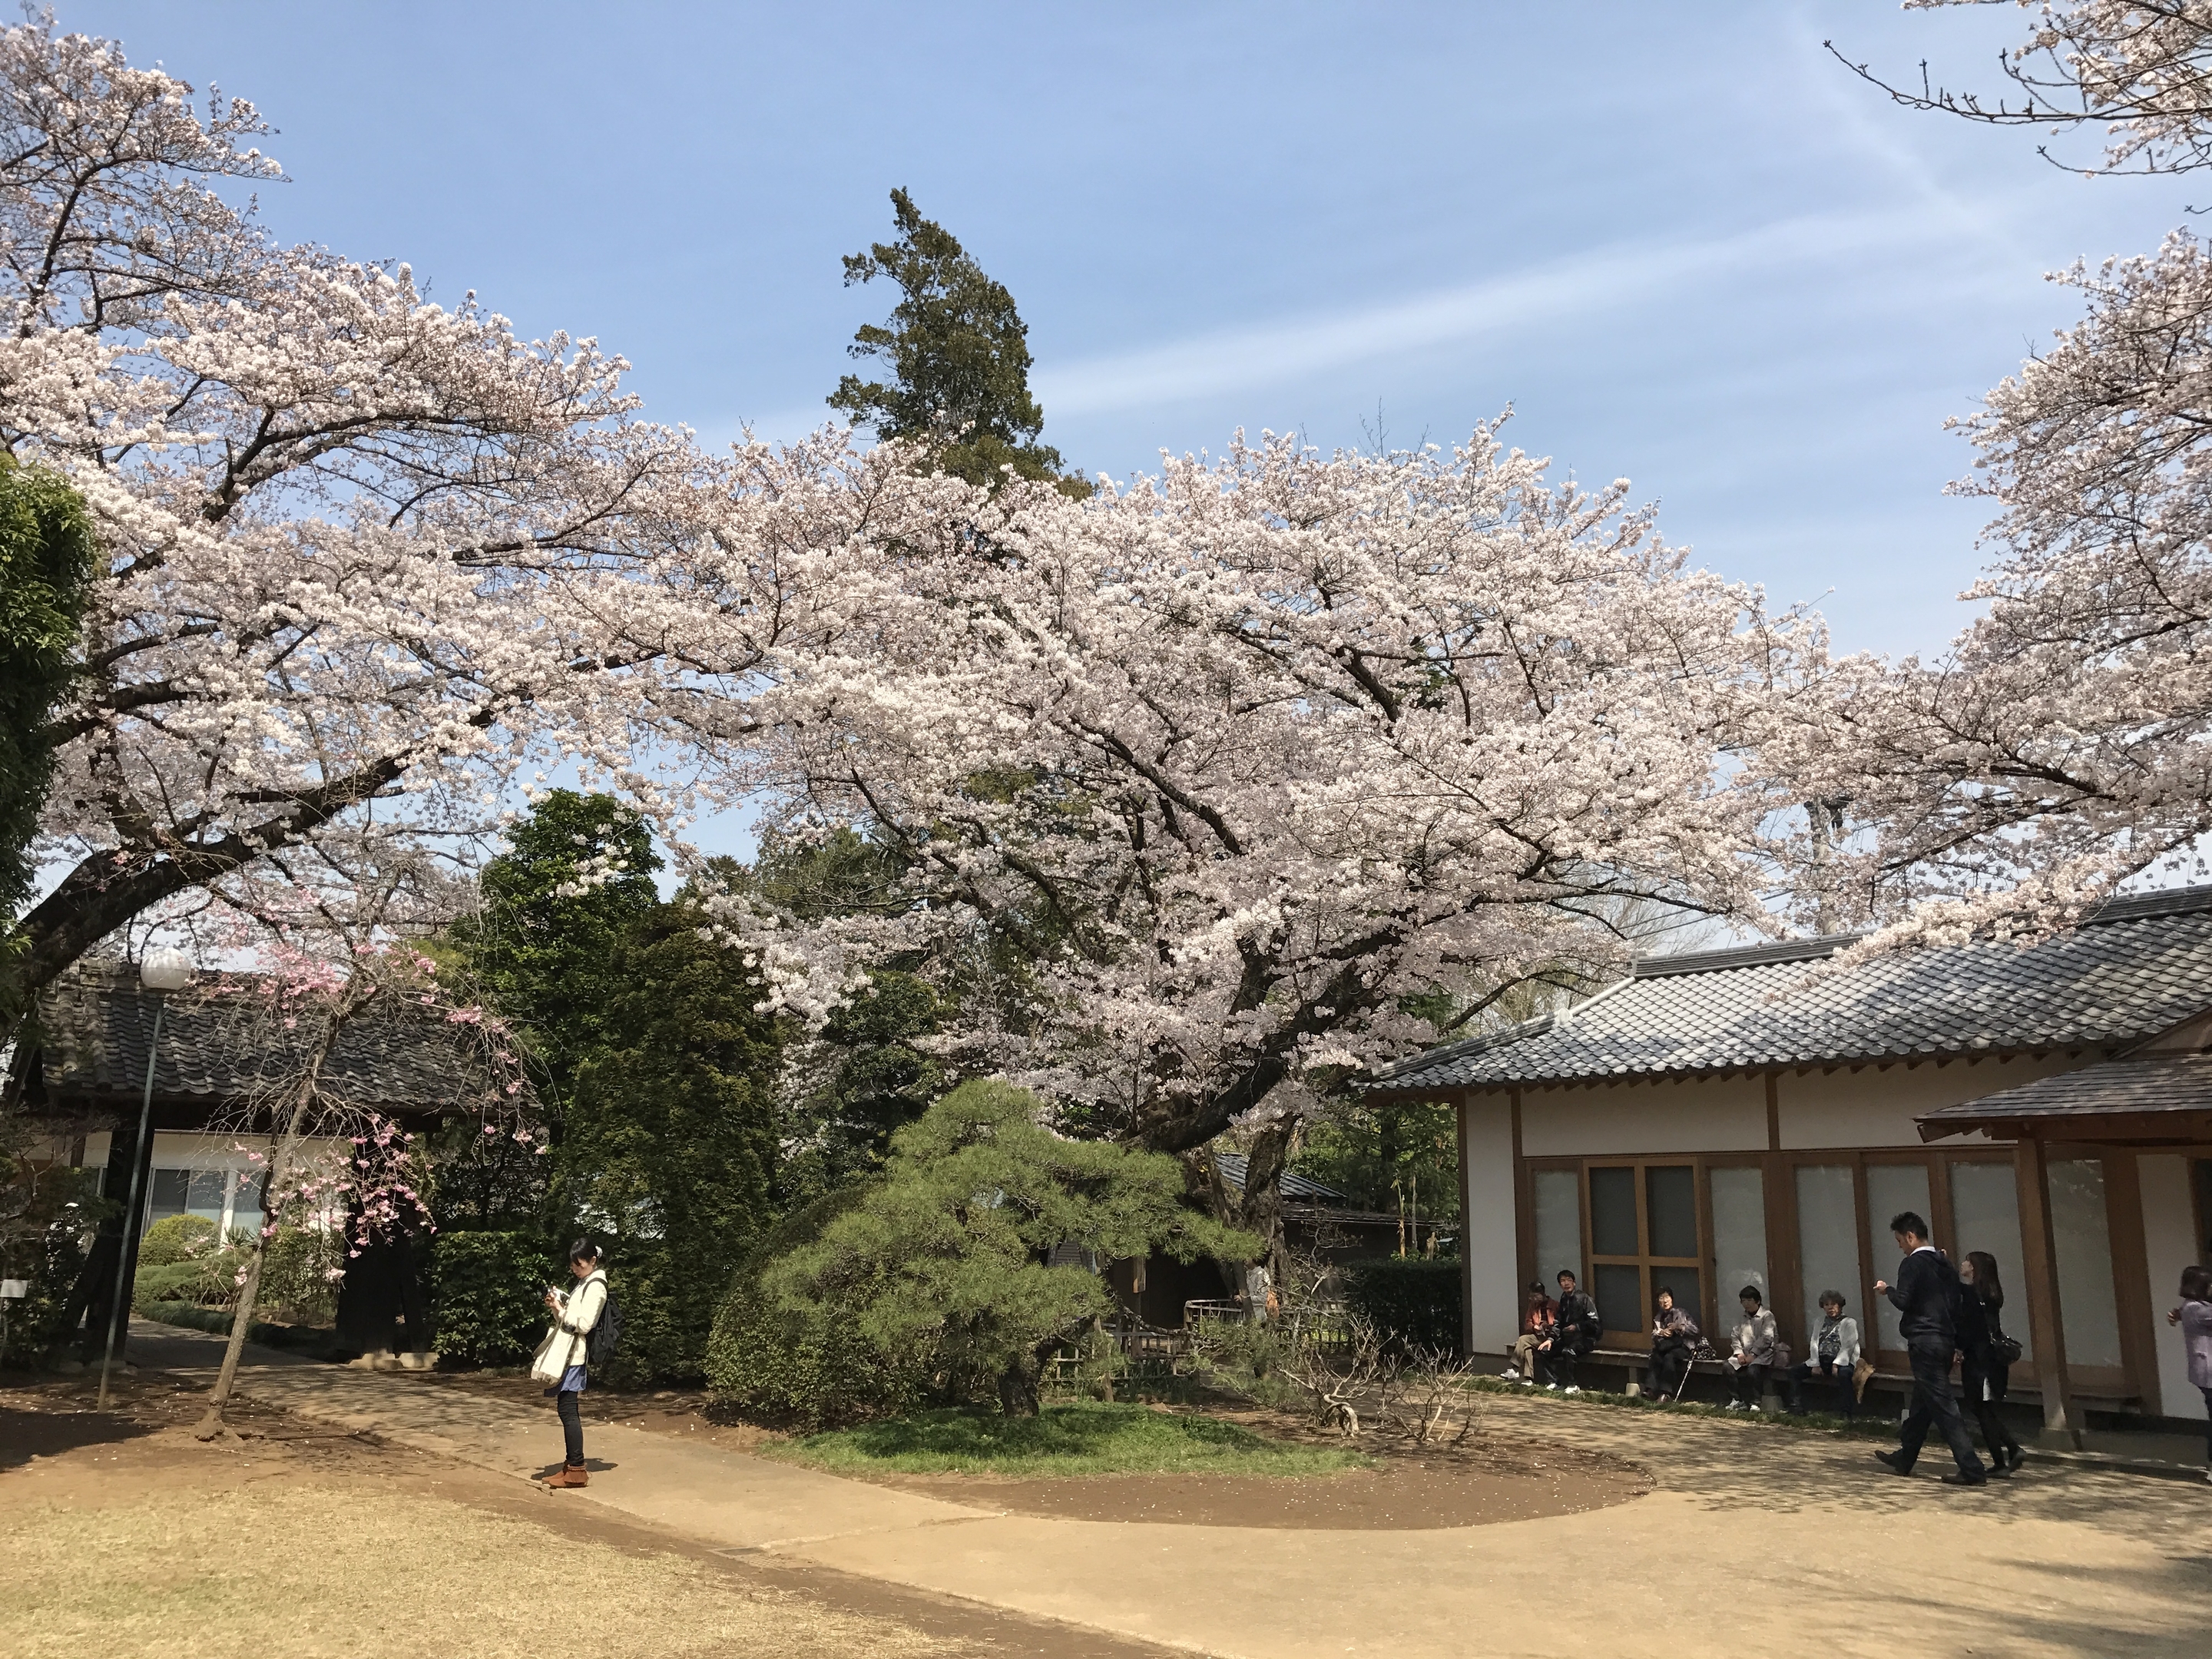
[530,1238,610,1489]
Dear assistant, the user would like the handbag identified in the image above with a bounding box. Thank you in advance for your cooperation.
[1989,1332,2024,1366]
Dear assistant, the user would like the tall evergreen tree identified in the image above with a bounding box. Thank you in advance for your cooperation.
[830,188,1088,498]
[0,458,94,1024]
[469,791,661,1091]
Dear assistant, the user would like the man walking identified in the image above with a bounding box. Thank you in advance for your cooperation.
[1871,1211,1987,1487]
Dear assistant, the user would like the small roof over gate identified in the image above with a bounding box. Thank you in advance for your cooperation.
[25,962,479,1117]
[1916,1052,2212,1144]
[1369,888,2212,1095]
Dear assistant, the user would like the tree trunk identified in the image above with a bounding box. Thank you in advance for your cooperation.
[194,1006,351,1439]
[997,1355,1041,1417]
[1230,1118,1301,1303]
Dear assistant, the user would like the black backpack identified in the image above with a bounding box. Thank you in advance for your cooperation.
[586,1281,623,1366]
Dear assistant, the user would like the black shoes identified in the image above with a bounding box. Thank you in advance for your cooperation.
[1942,1471,1989,1486]
[1873,1450,1913,1476]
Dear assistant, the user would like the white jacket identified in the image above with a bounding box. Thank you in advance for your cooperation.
[529,1270,608,1382]
[1805,1313,1861,1372]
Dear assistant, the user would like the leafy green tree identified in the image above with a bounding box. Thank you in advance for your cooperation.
[558,899,783,1383]
[1293,1098,1460,1230]
[768,1080,1255,1416]
[830,188,1088,498]
[0,458,94,1021]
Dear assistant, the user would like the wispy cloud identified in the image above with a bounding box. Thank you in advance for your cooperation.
[1033,210,1972,419]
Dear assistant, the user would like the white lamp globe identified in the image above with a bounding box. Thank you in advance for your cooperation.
[139,947,193,992]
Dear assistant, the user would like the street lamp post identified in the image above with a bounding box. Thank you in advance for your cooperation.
[96,947,193,1410]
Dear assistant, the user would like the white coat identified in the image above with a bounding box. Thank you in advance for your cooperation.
[529,1269,608,1383]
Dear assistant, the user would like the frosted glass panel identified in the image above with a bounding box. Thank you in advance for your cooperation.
[1949,1159,2032,1363]
[1532,1168,1582,1290]
[1864,1163,1932,1353]
[1710,1166,1769,1333]
[2048,1159,2124,1369]
[1796,1165,1862,1351]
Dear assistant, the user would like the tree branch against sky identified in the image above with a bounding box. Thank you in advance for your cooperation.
[1835,2,2212,177]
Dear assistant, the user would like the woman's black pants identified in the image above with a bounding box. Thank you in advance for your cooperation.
[1649,1338,1691,1399]
[1730,1362,1771,1406]
[1787,1359,1856,1418]
[556,1388,584,1466]
[1965,1363,2022,1463]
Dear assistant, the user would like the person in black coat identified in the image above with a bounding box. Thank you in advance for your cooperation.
[1959,1250,2025,1474]
[1548,1269,1598,1394]
[1871,1211,1988,1485]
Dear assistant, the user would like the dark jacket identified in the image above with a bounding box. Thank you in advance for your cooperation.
[1555,1289,1599,1352]
[1886,1247,1961,1348]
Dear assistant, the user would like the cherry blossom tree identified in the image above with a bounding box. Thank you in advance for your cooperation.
[1782,230,2212,946]
[0,14,790,1037]
[703,426,1814,1243]
[1792,5,2212,945]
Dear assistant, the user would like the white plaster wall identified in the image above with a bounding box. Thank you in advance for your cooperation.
[1518,1074,1767,1157]
[2139,1154,2207,1422]
[81,1130,111,1168]
[1775,1055,2083,1151]
[1460,1095,1520,1354]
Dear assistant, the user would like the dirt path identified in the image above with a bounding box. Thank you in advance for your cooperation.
[34,1325,2212,1659]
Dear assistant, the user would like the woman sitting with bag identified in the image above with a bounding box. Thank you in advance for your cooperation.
[1647,1285,1702,1402]
[1784,1289,1862,1418]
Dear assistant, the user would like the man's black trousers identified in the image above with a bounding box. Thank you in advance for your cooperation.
[1897,1339,1984,1477]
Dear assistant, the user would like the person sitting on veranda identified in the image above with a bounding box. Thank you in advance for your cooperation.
[1784,1290,1862,1419]
[1647,1285,1702,1402]
[1503,1280,1558,1384]
[1724,1284,1779,1412]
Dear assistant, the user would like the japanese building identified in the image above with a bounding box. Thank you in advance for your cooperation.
[1368,887,2212,1434]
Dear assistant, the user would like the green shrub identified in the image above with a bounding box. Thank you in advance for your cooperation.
[705,1188,922,1428]
[429,1230,555,1366]
[137,1213,218,1267]
[131,1253,234,1311]
[1339,1257,1463,1356]
[257,1228,342,1325]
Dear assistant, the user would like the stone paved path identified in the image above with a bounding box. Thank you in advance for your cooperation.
[131,1322,2212,1659]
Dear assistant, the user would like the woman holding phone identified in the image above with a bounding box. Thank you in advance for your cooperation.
[530,1238,608,1488]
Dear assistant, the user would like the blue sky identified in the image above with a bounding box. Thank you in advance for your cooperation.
[68,0,2197,662]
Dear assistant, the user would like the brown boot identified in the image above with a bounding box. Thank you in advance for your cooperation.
[543,1464,588,1488]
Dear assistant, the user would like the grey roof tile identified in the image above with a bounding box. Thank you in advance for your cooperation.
[1372,887,2212,1093]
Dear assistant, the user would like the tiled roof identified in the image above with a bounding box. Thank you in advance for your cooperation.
[1213,1151,1346,1204]
[1918,1052,2212,1137]
[31,963,481,1113]
[1371,887,2212,1094]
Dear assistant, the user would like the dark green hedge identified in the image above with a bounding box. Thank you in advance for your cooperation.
[1339,1257,1464,1356]
[429,1230,556,1366]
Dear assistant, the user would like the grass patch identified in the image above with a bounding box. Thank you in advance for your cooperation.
[771,1402,1369,1477]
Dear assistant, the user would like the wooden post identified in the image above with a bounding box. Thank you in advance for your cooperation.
[2015,1136,2081,1448]
[2101,1149,2161,1418]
